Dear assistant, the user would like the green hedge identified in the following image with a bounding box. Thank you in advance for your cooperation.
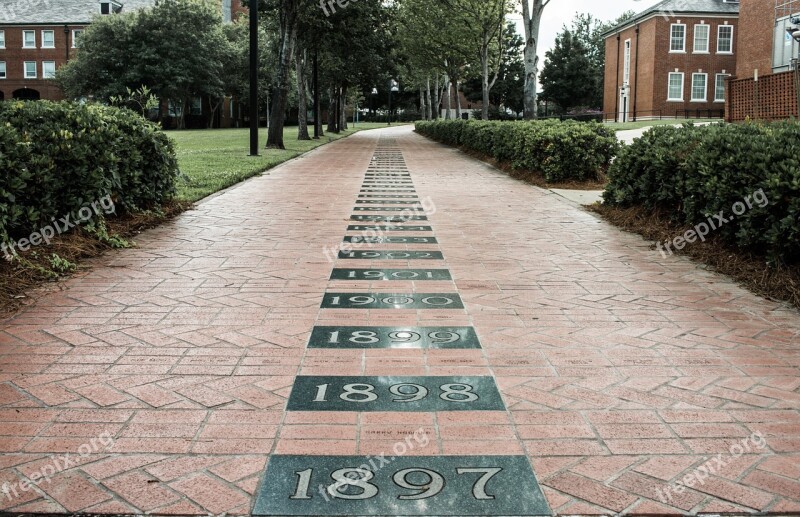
[0,101,179,242]
[604,122,800,264]
[415,119,619,182]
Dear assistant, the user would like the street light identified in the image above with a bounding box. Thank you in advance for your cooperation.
[387,79,399,126]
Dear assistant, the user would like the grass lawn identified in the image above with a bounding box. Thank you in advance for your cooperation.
[169,122,399,202]
[606,118,719,131]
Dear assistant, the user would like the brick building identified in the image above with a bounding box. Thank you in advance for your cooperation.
[0,0,248,109]
[603,0,740,122]
[726,0,799,121]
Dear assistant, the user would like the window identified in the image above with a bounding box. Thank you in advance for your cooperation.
[190,97,202,116]
[100,1,110,14]
[23,30,36,48]
[42,61,56,79]
[72,29,84,48]
[623,39,631,84]
[24,61,37,79]
[41,30,55,48]
[691,73,708,101]
[168,101,182,117]
[694,24,710,52]
[0,31,5,49]
[718,25,733,53]
[670,24,686,52]
[715,73,730,102]
[0,62,6,79]
[668,72,684,101]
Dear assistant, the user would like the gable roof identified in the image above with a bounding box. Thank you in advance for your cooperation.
[0,0,157,25]
[603,0,740,37]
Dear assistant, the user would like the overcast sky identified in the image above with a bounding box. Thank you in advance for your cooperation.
[512,0,661,63]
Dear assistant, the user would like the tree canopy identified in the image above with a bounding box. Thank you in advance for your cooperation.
[56,0,635,129]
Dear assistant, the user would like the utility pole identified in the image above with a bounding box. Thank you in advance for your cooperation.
[249,0,259,156]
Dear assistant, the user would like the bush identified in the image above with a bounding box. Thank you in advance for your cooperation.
[0,101,179,242]
[415,119,618,182]
[604,121,800,264]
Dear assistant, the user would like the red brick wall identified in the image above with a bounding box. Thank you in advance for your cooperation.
[604,14,737,121]
[736,0,775,78]
[0,25,85,100]
[727,70,799,121]
[652,15,737,117]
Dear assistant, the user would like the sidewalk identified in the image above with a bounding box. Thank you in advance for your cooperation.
[1,125,798,516]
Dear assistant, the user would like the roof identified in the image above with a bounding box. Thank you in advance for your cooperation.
[602,0,740,37]
[0,0,157,25]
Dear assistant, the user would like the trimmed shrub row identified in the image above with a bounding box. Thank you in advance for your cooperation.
[604,122,800,264]
[0,101,179,242]
[415,119,619,182]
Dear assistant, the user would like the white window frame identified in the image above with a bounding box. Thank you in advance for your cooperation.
[691,73,708,102]
[72,29,84,48]
[670,24,686,52]
[0,31,5,49]
[22,30,36,48]
[0,62,6,80]
[667,72,684,101]
[693,24,710,53]
[717,25,734,54]
[42,61,56,79]
[623,39,632,85]
[41,30,55,49]
[24,61,37,79]
[714,73,730,102]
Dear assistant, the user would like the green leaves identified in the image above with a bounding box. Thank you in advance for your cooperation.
[0,101,179,243]
[604,121,800,265]
[415,119,618,182]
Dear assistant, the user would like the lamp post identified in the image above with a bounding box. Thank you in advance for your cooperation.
[249,0,259,156]
[370,88,378,122]
[387,79,399,126]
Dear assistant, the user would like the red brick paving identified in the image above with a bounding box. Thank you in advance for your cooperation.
[0,126,799,515]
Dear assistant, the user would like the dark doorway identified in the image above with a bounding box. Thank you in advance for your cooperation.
[12,88,40,100]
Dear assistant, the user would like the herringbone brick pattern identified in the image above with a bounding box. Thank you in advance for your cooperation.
[0,126,798,515]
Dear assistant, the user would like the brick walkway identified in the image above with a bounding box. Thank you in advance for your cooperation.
[1,125,799,516]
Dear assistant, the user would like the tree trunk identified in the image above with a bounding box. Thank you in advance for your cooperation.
[179,97,188,129]
[266,0,299,149]
[481,45,490,120]
[327,87,337,132]
[340,85,348,130]
[419,86,425,120]
[443,76,451,119]
[454,79,462,119]
[296,49,310,140]
[432,75,440,120]
[522,0,548,120]
[425,77,432,120]
[208,98,222,129]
